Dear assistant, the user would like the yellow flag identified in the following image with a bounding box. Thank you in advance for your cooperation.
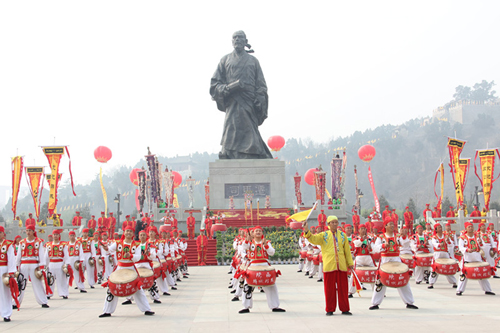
[287,208,312,222]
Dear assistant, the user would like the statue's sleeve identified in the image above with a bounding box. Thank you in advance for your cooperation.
[254,59,268,125]
[210,57,228,112]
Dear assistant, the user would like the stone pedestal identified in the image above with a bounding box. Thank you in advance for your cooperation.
[208,159,286,209]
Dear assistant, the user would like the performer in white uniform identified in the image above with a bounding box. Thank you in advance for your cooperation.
[16,225,49,308]
[428,223,457,289]
[44,229,70,299]
[66,231,86,292]
[0,226,18,322]
[99,226,154,317]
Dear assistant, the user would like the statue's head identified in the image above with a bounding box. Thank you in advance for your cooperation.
[232,30,247,52]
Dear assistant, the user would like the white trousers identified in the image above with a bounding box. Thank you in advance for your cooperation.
[371,257,415,306]
[18,263,48,306]
[0,266,13,319]
[456,277,492,293]
[318,263,323,279]
[102,267,151,314]
[305,259,313,273]
[48,262,69,297]
[82,252,95,287]
[242,284,280,310]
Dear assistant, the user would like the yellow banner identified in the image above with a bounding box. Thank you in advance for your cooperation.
[100,167,108,217]
[173,193,179,208]
[11,156,24,218]
[43,147,65,215]
[447,138,466,205]
[456,159,470,205]
[26,167,44,220]
[479,150,495,210]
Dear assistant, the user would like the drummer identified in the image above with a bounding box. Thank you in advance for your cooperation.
[477,222,498,278]
[67,231,86,293]
[370,218,418,310]
[456,222,495,296]
[428,223,457,289]
[99,231,113,281]
[159,226,176,292]
[99,226,154,317]
[150,227,170,296]
[411,225,431,284]
[351,224,375,292]
[239,226,286,314]
[297,230,308,273]
[80,228,97,289]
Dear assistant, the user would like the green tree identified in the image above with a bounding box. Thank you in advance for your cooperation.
[470,80,496,102]
[441,196,454,212]
[453,85,471,101]
[379,195,391,211]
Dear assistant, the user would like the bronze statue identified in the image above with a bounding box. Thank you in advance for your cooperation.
[210,31,273,159]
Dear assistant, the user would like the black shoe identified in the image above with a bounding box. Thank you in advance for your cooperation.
[176,279,182,282]
[185,273,190,275]
[90,286,95,289]
[305,272,309,276]
[47,297,51,300]
[485,291,496,295]
[260,289,265,293]
[183,275,188,278]
[493,276,500,279]
[228,271,232,274]
[230,290,236,294]
[4,317,11,322]
[80,290,87,293]
[406,304,418,309]
[74,287,78,289]
[317,279,323,282]
[272,308,286,312]
[342,311,352,315]
[122,300,132,305]
[297,270,302,273]
[63,296,68,299]
[12,306,17,310]
[228,285,232,289]
[362,287,367,290]
[99,313,111,318]
[171,287,177,290]
[456,292,463,296]
[163,292,171,296]
[326,312,333,316]
[452,285,457,288]
[239,308,250,314]
[428,286,433,289]
[309,276,314,279]
[416,281,421,284]
[231,297,239,302]
[349,294,354,298]
[144,311,155,316]
[41,304,49,308]
[369,305,379,310]
[153,300,161,304]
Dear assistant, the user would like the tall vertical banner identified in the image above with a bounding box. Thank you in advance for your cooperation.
[447,138,466,206]
[42,147,64,216]
[354,165,360,213]
[205,181,210,208]
[474,149,500,210]
[457,159,470,200]
[145,154,159,204]
[26,167,45,220]
[99,167,108,217]
[314,169,327,205]
[331,157,342,200]
[433,163,445,212]
[340,150,347,199]
[293,172,302,205]
[11,156,24,218]
[137,169,147,213]
[367,166,380,213]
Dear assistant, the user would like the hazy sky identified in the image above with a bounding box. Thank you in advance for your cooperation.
[1,0,499,189]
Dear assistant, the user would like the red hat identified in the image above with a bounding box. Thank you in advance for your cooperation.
[82,228,89,233]
[464,222,473,229]
[101,212,105,214]
[449,206,454,209]
[91,215,95,218]
[425,223,430,227]
[488,223,494,227]
[416,225,423,230]
[445,222,451,227]
[321,209,324,212]
[29,213,33,216]
[383,216,393,228]
[126,215,130,218]
[69,231,76,236]
[159,226,169,234]
[124,226,135,231]
[14,235,21,240]
[359,224,366,229]
[385,205,389,208]
[405,206,409,209]
[26,225,36,231]
[477,222,485,231]
[109,212,113,215]
[0,226,4,233]
[76,211,80,214]
[113,232,119,237]
[139,230,147,235]
[52,229,62,235]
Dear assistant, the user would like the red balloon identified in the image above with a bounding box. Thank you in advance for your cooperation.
[267,135,285,152]
[358,144,376,163]
[129,168,141,186]
[172,171,182,188]
[304,168,319,186]
[94,146,112,163]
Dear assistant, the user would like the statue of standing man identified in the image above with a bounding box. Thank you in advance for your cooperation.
[210,31,273,159]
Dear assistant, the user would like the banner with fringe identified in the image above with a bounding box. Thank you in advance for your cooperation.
[11,156,23,218]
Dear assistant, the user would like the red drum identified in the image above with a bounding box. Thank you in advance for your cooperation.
[463,262,492,280]
[138,267,155,289]
[290,221,303,230]
[211,224,227,233]
[108,269,140,297]
[245,265,278,287]
[355,266,377,283]
[299,251,307,259]
[400,254,415,268]
[432,258,459,276]
[313,255,320,266]
[152,261,161,279]
[160,259,167,273]
[415,253,433,267]
[306,250,314,261]
[176,255,183,266]
[379,262,410,288]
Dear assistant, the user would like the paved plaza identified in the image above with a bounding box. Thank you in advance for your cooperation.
[3,264,499,332]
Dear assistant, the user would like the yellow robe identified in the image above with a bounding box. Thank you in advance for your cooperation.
[305,229,354,273]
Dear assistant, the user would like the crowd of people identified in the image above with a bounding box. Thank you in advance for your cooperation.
[0,213,191,322]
